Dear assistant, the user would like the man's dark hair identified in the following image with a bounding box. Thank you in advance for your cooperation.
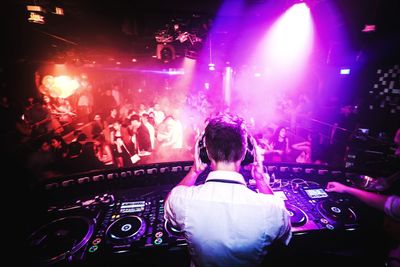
[205,113,247,163]
[77,133,88,142]
[130,114,141,122]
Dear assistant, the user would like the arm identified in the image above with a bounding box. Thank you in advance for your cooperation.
[326,181,388,212]
[103,145,114,163]
[252,143,274,195]
[253,168,274,194]
[285,137,290,154]
[292,141,310,150]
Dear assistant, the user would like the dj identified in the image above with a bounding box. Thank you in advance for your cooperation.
[164,113,292,267]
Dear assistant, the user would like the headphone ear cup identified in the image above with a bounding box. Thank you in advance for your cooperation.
[241,135,255,166]
[198,134,210,164]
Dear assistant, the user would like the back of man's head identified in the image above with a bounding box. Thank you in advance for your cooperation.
[205,113,247,163]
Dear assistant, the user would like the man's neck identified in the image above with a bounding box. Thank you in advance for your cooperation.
[213,161,241,172]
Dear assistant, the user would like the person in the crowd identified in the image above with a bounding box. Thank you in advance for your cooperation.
[141,113,155,151]
[270,126,290,162]
[157,115,183,149]
[53,97,76,125]
[50,135,69,161]
[326,181,400,267]
[26,139,56,179]
[42,94,64,134]
[110,121,133,167]
[164,113,292,267]
[105,107,119,129]
[93,133,115,168]
[91,114,104,137]
[129,114,152,154]
[291,131,312,164]
[24,98,52,137]
[152,103,166,126]
[76,91,92,123]
[255,127,275,162]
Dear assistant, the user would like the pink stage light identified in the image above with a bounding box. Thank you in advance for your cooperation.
[233,2,315,125]
[265,2,314,70]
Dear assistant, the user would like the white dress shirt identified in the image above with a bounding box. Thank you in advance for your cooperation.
[164,170,292,267]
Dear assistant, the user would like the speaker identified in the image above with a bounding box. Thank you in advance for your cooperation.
[198,133,255,166]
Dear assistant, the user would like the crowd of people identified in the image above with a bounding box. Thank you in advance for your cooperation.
[1,74,399,181]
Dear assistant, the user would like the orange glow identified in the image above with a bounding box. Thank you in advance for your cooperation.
[41,75,80,98]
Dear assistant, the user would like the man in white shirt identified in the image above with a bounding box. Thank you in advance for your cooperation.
[164,113,292,267]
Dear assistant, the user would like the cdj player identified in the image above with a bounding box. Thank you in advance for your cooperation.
[25,186,187,267]
[25,163,381,266]
[270,180,359,233]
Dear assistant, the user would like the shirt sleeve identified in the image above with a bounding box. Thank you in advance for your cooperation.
[384,195,400,221]
[164,186,188,230]
[274,197,292,245]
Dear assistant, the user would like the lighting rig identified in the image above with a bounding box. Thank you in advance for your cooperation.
[154,17,207,61]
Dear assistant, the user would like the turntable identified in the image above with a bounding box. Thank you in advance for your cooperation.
[272,179,360,233]
[164,220,185,240]
[27,216,95,265]
[25,194,114,266]
[285,203,307,227]
[106,215,147,245]
[316,199,357,228]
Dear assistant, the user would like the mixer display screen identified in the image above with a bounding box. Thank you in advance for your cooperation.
[120,201,145,213]
[304,188,328,199]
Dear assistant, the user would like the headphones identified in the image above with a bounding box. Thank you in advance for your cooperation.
[198,131,256,166]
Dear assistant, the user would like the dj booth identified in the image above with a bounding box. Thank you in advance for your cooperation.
[23,161,390,266]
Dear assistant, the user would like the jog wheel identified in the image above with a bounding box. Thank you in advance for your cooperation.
[27,216,94,265]
[285,203,307,227]
[317,199,357,225]
[106,215,147,243]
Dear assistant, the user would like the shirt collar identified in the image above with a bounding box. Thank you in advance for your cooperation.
[205,170,247,186]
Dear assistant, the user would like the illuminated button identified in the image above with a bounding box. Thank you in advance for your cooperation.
[326,224,334,230]
[154,238,163,245]
[331,207,341,213]
[88,245,98,253]
[92,238,102,245]
[121,224,132,232]
[155,231,163,238]
[320,218,329,224]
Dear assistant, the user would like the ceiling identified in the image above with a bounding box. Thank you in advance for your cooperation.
[3,0,399,66]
